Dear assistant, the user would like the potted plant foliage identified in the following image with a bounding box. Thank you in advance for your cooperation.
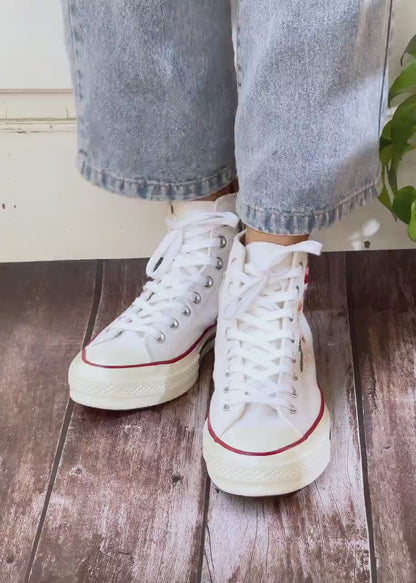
[379,35,416,241]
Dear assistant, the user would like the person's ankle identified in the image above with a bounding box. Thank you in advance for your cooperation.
[245,227,309,247]
[199,178,239,202]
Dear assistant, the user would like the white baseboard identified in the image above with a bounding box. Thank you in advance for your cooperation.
[0,120,414,263]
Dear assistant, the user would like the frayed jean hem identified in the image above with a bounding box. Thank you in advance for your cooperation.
[76,154,237,201]
[236,178,382,235]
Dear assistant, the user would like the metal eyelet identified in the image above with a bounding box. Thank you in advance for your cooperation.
[289,404,297,414]
[155,332,166,343]
[204,276,214,288]
[193,292,201,304]
[170,318,179,328]
[218,235,227,248]
[216,257,223,270]
[223,403,231,411]
[182,306,191,316]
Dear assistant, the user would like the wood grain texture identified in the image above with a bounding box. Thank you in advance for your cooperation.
[28,259,212,583]
[0,261,97,583]
[348,250,416,583]
[201,252,371,583]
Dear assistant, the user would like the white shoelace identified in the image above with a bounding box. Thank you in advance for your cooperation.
[108,210,239,340]
[222,241,322,413]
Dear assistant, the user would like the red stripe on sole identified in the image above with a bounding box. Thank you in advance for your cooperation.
[207,383,326,457]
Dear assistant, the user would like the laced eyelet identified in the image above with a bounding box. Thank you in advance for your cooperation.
[204,276,214,288]
[169,318,179,328]
[193,292,201,304]
[296,285,300,296]
[289,404,297,414]
[290,338,295,344]
[182,306,191,316]
[223,403,231,411]
[223,385,230,393]
[155,332,166,343]
[224,369,231,378]
[292,374,298,382]
[299,261,304,268]
[291,387,298,397]
[216,257,223,270]
[226,348,232,360]
[218,235,227,248]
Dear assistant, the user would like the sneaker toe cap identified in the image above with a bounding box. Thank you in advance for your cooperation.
[84,332,151,367]
[220,415,302,454]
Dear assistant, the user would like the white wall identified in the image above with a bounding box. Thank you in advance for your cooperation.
[0,0,415,261]
[389,0,416,80]
[0,0,70,89]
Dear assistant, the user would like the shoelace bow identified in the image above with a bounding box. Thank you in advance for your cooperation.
[223,240,322,413]
[107,210,239,339]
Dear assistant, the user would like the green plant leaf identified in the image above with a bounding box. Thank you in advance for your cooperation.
[382,119,392,141]
[380,135,391,149]
[380,120,392,151]
[392,186,416,224]
[401,35,416,65]
[379,144,393,165]
[408,200,416,241]
[378,185,393,211]
[387,163,398,194]
[390,95,416,192]
[389,61,416,105]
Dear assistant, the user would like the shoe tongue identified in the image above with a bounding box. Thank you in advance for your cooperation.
[171,200,215,220]
[245,242,293,272]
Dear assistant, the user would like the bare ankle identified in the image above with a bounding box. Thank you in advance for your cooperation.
[199,178,239,202]
[245,227,309,246]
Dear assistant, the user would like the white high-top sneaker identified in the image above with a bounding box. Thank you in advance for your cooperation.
[69,194,239,410]
[203,233,331,496]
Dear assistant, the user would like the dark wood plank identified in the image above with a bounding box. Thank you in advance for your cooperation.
[202,252,371,582]
[347,249,416,583]
[28,259,211,583]
[0,261,97,583]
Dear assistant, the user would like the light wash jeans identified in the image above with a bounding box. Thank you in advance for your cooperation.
[62,0,394,234]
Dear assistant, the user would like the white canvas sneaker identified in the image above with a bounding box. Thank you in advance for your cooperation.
[69,194,240,410]
[203,233,331,496]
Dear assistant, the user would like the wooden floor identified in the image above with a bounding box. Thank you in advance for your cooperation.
[1,251,416,583]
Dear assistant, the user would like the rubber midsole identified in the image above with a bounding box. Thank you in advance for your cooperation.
[203,406,331,485]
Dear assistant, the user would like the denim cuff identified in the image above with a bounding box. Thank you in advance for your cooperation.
[236,179,381,235]
[77,154,237,201]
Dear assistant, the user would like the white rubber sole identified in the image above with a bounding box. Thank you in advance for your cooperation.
[69,328,215,410]
[203,406,331,497]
